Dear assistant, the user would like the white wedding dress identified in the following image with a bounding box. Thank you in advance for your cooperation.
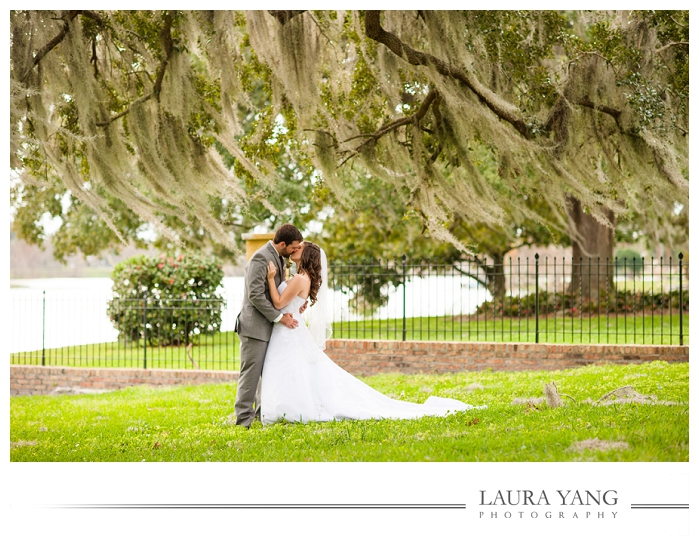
[260,282,478,425]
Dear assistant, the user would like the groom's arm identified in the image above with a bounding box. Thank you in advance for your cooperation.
[247,253,283,323]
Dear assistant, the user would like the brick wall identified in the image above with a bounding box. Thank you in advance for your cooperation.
[10,340,688,396]
[323,340,689,376]
[10,366,238,396]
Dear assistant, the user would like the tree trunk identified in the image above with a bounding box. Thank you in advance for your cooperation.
[482,253,506,303]
[566,197,616,298]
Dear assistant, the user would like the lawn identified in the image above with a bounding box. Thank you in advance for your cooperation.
[10,361,688,462]
[11,330,240,370]
[11,314,688,371]
[333,313,687,345]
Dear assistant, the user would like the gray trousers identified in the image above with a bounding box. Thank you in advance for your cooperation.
[234,335,269,426]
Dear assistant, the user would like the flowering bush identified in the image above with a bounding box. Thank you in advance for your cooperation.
[107,254,224,345]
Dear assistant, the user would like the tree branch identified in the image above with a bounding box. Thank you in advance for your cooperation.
[343,89,438,151]
[19,11,80,83]
[18,10,107,85]
[79,10,107,27]
[656,41,689,54]
[91,36,98,78]
[268,11,307,25]
[450,265,488,289]
[364,11,533,139]
[579,50,614,66]
[96,12,174,127]
[152,11,174,100]
[575,98,622,123]
[428,94,444,163]
[96,94,154,127]
[336,152,358,169]
[669,16,687,28]
[428,143,443,164]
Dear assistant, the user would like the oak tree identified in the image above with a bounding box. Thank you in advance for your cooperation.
[11,10,688,295]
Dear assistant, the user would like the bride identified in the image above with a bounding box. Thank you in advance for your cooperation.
[259,242,481,425]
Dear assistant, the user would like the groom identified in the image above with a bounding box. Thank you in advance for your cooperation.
[234,224,305,428]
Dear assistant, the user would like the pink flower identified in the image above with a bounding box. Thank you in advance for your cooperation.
[158,263,164,269]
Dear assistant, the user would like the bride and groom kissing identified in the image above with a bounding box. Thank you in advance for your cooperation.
[233,224,479,428]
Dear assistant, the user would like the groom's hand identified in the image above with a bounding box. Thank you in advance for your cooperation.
[280,313,299,329]
[298,301,308,314]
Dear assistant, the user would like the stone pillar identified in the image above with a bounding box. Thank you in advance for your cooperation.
[241,232,275,261]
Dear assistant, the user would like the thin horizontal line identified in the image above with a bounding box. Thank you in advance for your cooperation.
[630,505,688,509]
[45,503,466,510]
[630,508,689,510]
[631,503,689,507]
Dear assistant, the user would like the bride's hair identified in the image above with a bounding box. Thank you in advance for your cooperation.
[298,242,322,305]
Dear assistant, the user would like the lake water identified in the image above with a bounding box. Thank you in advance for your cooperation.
[10,276,488,352]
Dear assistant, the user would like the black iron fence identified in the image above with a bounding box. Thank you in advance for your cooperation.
[10,292,240,370]
[327,253,688,345]
[10,254,689,371]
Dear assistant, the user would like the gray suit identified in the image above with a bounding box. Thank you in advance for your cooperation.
[234,242,285,426]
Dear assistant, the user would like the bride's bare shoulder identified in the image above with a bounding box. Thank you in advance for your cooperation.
[293,272,311,284]
[288,272,311,287]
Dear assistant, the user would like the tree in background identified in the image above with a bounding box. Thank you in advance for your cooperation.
[10,13,321,262]
[318,142,569,304]
[614,248,643,279]
[10,11,688,280]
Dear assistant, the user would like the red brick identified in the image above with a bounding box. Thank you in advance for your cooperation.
[10,341,687,394]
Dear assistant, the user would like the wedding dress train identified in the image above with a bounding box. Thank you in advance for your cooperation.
[260,282,479,425]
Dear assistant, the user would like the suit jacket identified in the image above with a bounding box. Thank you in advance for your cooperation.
[235,241,286,342]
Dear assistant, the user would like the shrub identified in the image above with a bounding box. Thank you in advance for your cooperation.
[614,249,643,276]
[475,289,689,317]
[107,254,224,346]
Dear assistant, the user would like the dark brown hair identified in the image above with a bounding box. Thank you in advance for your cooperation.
[273,224,303,246]
[298,242,322,305]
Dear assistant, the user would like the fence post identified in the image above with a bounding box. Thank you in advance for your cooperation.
[679,252,684,346]
[143,295,148,369]
[402,254,407,341]
[41,290,46,366]
[535,253,540,343]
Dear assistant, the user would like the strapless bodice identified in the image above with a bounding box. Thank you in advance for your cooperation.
[277,281,307,315]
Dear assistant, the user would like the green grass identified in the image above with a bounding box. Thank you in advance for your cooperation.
[11,330,241,369]
[10,361,688,462]
[333,313,688,344]
[11,314,688,370]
